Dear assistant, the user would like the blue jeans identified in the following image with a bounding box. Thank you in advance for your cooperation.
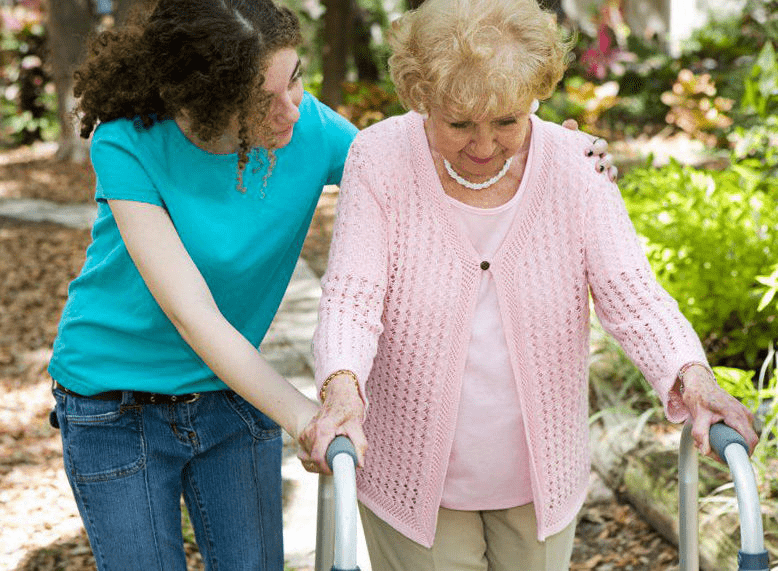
[52,388,283,571]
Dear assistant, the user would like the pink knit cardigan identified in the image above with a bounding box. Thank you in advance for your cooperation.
[313,112,706,547]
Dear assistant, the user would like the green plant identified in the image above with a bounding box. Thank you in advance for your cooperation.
[1,0,59,146]
[726,43,778,186]
[742,42,778,119]
[287,0,403,102]
[181,503,197,544]
[714,353,777,498]
[715,366,768,411]
[620,160,778,370]
[730,115,778,190]
[757,264,778,313]
[682,0,778,64]
[559,77,620,135]
[556,0,777,137]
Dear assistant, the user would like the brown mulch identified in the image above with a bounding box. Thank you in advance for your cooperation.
[1,144,680,570]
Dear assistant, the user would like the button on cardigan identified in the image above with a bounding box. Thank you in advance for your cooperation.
[313,111,707,547]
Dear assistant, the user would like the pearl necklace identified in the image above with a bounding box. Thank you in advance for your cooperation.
[443,157,513,191]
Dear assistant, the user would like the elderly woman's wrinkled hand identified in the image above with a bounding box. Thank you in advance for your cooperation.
[297,373,367,474]
[681,365,759,461]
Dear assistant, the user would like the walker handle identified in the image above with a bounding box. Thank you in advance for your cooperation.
[316,436,361,571]
[326,435,358,470]
[680,422,768,571]
[708,422,748,459]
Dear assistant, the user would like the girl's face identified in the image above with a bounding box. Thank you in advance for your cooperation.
[424,104,532,181]
[254,47,304,149]
[175,49,304,154]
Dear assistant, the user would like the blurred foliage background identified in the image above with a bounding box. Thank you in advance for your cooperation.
[1,0,777,498]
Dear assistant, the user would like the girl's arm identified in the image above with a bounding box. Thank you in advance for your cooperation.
[109,199,319,439]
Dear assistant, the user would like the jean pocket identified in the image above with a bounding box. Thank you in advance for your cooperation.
[61,396,146,483]
[224,392,282,441]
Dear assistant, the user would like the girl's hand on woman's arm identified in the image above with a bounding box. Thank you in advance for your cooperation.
[297,373,367,474]
[562,119,618,182]
[109,199,319,440]
[679,364,759,460]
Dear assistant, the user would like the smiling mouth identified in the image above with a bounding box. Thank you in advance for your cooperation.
[466,154,493,165]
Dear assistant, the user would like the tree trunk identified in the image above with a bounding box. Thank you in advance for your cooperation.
[320,0,351,109]
[352,1,379,83]
[45,0,142,162]
[46,0,94,162]
[539,0,565,20]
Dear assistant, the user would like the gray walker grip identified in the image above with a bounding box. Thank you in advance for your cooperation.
[326,435,358,470]
[709,422,748,459]
[316,437,360,571]
[679,422,768,571]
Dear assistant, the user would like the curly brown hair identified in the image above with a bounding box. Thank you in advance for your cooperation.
[73,0,302,187]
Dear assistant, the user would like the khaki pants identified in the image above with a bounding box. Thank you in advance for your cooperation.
[359,503,576,571]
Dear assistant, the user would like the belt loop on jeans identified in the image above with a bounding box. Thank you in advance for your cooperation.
[119,390,136,413]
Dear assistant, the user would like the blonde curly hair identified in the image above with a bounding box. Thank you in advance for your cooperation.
[388,0,572,119]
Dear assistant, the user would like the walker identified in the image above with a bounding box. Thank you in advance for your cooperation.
[315,436,361,571]
[679,422,770,571]
[314,424,771,571]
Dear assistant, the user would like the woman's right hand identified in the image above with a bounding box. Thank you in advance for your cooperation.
[297,373,368,474]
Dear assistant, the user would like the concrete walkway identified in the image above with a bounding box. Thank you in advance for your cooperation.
[0,198,98,229]
[0,197,371,570]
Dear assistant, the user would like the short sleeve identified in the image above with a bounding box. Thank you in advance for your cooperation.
[90,121,164,206]
[312,98,357,186]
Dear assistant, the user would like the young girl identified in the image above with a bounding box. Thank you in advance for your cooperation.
[47,0,359,568]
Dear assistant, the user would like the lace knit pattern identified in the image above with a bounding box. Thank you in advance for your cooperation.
[313,112,707,547]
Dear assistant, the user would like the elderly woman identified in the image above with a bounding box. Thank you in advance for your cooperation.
[299,0,758,569]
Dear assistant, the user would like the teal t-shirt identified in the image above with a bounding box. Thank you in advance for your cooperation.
[48,93,357,395]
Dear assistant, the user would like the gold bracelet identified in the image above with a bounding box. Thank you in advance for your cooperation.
[319,369,360,402]
[677,361,715,395]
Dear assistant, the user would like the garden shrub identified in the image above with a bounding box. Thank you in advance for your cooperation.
[553,0,777,139]
[336,80,402,129]
[619,159,778,371]
[729,41,778,186]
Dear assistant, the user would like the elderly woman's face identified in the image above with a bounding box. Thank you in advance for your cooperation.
[425,105,532,181]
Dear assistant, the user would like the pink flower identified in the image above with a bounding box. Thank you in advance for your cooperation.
[580,23,634,80]
[1,11,23,32]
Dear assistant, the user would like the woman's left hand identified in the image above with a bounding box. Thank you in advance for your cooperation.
[562,119,618,182]
[680,364,759,460]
